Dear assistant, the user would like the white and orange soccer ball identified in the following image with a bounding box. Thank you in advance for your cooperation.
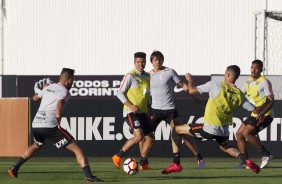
[123,158,139,175]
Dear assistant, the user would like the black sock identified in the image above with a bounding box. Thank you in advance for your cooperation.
[238,153,248,164]
[116,149,125,157]
[139,157,148,166]
[13,157,27,170]
[82,165,93,178]
[258,146,271,157]
[195,153,203,161]
[173,152,180,164]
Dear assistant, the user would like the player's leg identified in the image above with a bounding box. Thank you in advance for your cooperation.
[66,142,88,167]
[173,119,205,168]
[49,126,103,182]
[241,116,273,168]
[113,129,144,168]
[237,116,273,168]
[8,128,43,178]
[65,142,103,182]
[217,135,261,174]
[161,128,183,174]
[8,143,41,178]
[138,113,155,170]
[112,113,144,169]
[139,132,154,170]
[139,110,162,169]
[218,139,240,158]
[236,123,248,155]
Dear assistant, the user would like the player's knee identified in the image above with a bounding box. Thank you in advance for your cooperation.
[146,133,155,144]
[133,134,144,144]
[236,130,244,139]
[148,132,155,140]
[174,126,184,134]
[242,130,253,138]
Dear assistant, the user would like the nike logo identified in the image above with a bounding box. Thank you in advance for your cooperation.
[174,86,184,93]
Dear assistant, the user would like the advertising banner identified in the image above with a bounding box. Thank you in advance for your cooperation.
[17,75,210,99]
[30,99,282,158]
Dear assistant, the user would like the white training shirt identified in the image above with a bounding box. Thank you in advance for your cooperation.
[149,67,181,110]
[32,83,71,128]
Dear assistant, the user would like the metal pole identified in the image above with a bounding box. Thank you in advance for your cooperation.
[0,0,5,75]
[254,14,257,60]
[261,10,266,75]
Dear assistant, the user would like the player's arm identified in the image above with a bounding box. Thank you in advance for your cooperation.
[242,98,256,113]
[33,78,53,101]
[259,80,274,116]
[117,74,138,113]
[147,95,154,119]
[185,73,200,94]
[178,81,201,103]
[260,95,274,115]
[56,99,66,125]
[33,89,44,101]
[32,94,41,101]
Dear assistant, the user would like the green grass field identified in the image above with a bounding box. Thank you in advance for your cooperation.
[1,157,282,184]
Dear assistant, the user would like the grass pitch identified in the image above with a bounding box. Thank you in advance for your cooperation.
[1,157,282,184]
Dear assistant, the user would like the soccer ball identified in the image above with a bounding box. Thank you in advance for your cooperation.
[123,158,139,175]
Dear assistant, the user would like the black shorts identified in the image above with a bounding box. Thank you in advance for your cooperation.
[189,124,229,146]
[151,108,183,131]
[125,113,153,136]
[243,115,273,134]
[32,126,74,149]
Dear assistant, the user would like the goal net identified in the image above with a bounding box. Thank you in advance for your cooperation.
[254,10,282,75]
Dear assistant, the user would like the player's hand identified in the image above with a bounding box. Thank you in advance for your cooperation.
[256,113,264,122]
[34,78,53,94]
[185,73,193,82]
[129,105,138,114]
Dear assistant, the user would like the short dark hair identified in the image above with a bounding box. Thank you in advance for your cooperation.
[60,68,75,79]
[134,52,146,59]
[252,59,263,69]
[226,65,240,80]
[150,51,164,62]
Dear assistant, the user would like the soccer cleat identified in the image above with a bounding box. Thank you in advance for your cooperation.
[112,155,122,169]
[85,176,104,182]
[236,163,248,169]
[8,167,18,178]
[260,155,273,168]
[161,163,182,174]
[246,159,260,174]
[140,164,154,170]
[197,159,205,169]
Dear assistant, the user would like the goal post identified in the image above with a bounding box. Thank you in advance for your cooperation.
[254,10,282,75]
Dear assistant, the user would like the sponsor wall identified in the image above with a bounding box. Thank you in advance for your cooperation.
[17,75,210,99]
[17,75,282,158]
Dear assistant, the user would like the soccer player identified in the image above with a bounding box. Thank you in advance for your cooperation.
[8,68,103,182]
[175,65,262,174]
[112,52,155,170]
[236,60,274,168]
[148,51,205,174]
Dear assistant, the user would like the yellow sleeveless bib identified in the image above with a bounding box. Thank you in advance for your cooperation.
[123,70,150,113]
[204,82,244,126]
[245,76,273,117]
